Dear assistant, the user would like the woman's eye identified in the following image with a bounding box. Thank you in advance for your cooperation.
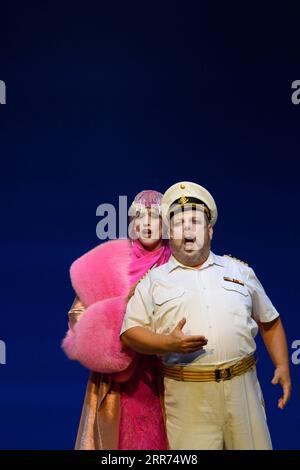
[136,210,145,219]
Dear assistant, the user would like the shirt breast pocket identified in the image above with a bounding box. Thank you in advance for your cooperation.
[221,279,252,324]
[153,286,185,305]
[221,280,249,297]
[152,285,185,334]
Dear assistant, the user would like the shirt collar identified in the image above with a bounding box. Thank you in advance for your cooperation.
[167,250,225,273]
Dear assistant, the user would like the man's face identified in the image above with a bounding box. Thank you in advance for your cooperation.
[169,206,213,266]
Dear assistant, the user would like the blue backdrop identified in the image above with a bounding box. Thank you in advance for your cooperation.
[0,1,299,449]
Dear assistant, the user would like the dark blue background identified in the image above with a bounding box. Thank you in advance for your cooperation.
[0,1,299,449]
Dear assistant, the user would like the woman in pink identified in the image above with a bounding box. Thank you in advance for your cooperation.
[62,190,171,450]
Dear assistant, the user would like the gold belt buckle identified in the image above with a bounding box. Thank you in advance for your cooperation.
[215,366,233,382]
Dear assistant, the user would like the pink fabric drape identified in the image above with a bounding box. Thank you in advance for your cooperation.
[129,240,171,285]
[118,239,171,450]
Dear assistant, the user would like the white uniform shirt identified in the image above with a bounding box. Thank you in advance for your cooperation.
[121,251,280,366]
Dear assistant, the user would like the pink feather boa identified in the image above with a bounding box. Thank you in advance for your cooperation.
[62,240,135,373]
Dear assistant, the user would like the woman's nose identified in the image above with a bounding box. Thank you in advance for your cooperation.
[142,216,151,227]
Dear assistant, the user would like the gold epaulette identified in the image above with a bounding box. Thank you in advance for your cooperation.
[224,254,249,266]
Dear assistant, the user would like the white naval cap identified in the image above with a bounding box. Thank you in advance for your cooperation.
[162,181,218,226]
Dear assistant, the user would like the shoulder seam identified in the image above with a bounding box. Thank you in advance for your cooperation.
[223,254,249,266]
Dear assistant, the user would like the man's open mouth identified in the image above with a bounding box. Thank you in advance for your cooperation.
[184,237,195,244]
[183,238,196,250]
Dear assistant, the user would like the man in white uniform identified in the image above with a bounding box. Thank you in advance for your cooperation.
[120,181,291,450]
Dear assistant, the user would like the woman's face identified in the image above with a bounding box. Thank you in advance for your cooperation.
[133,207,163,250]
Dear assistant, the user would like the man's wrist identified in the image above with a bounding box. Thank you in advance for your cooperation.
[274,363,290,372]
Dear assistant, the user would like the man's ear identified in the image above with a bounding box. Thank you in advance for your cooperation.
[208,224,213,241]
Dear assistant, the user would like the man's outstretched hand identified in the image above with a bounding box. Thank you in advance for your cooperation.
[167,317,208,354]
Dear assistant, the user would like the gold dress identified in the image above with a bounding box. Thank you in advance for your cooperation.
[68,297,121,450]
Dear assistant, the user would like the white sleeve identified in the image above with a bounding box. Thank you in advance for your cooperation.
[246,267,280,323]
[120,276,154,335]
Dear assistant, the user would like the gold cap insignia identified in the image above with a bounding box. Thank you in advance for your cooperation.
[179,195,189,205]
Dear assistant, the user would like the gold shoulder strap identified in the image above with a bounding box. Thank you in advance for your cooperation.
[224,254,249,266]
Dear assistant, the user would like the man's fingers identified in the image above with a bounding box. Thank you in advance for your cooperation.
[182,339,207,352]
[185,335,207,342]
[185,339,208,347]
[278,396,286,410]
[171,319,208,353]
[272,369,292,409]
[279,384,291,409]
[186,337,208,344]
[184,341,207,349]
[175,318,186,331]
